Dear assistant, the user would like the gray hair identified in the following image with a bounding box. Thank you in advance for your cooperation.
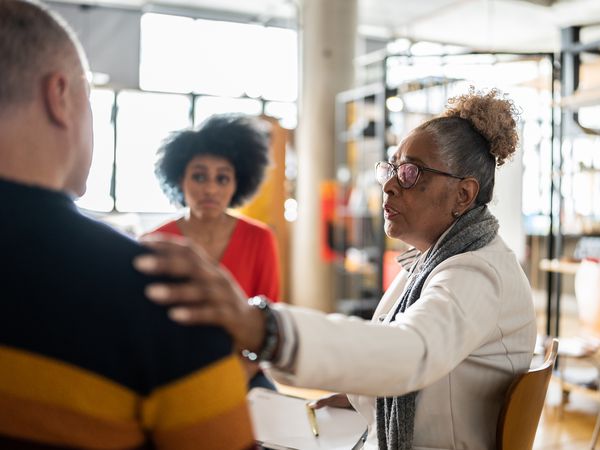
[0,0,85,112]
[417,116,496,205]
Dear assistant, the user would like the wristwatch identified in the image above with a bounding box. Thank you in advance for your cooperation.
[242,295,280,363]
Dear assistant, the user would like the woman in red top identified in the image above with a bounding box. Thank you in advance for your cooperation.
[148,113,280,389]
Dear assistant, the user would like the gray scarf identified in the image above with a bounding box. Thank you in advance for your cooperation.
[375,205,499,450]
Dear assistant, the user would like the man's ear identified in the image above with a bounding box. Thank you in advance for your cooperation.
[455,177,480,212]
[42,72,70,128]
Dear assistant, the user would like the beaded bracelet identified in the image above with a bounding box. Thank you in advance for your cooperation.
[241,295,280,362]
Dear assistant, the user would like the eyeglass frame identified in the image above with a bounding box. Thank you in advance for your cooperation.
[375,160,465,189]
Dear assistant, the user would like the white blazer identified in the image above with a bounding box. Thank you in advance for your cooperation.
[268,235,537,450]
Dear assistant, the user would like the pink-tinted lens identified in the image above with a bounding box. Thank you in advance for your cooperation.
[376,162,393,185]
[397,163,419,188]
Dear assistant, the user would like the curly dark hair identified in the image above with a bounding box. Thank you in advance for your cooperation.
[155,113,271,208]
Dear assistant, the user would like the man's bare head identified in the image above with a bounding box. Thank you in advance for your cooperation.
[0,0,93,197]
[0,0,88,112]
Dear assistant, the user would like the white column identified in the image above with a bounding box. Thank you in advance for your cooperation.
[291,0,358,311]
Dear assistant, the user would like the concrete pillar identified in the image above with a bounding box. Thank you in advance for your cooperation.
[291,0,357,311]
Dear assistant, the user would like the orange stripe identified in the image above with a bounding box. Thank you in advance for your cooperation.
[142,354,248,429]
[153,399,254,450]
[0,345,138,422]
[0,390,144,450]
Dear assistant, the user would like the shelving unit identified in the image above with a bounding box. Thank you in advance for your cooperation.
[333,83,387,318]
[545,25,600,338]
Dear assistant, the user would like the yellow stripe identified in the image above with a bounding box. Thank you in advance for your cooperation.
[0,345,138,422]
[0,390,145,450]
[142,354,247,430]
[153,399,254,450]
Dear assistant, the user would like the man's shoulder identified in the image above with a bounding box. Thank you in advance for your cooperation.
[76,216,240,390]
[3,203,236,391]
[77,212,145,253]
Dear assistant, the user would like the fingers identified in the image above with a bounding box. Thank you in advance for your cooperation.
[168,305,223,326]
[133,235,252,343]
[309,397,336,409]
[135,241,214,278]
[135,237,227,283]
[145,282,208,305]
[308,393,352,410]
[145,280,240,330]
[308,399,325,409]
[141,235,214,263]
[134,253,197,279]
[145,277,245,308]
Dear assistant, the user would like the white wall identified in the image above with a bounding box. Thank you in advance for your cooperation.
[489,150,526,263]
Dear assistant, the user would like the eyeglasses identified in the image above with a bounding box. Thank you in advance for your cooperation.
[375,161,464,189]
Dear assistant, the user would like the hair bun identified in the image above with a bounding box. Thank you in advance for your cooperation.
[442,87,520,167]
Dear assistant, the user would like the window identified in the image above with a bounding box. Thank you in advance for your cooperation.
[140,14,297,101]
[258,26,298,102]
[115,91,192,212]
[139,14,196,93]
[192,20,264,97]
[81,13,298,213]
[76,89,115,212]
[264,101,297,129]
[194,96,262,126]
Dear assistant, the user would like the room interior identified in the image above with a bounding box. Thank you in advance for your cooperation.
[33,0,600,447]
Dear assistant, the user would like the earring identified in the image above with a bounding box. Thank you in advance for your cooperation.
[452,211,460,218]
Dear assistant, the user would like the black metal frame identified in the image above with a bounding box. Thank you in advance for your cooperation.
[546,26,600,338]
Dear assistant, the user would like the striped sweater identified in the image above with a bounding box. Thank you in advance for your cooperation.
[0,178,255,450]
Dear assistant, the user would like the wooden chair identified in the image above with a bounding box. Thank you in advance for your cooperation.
[496,338,559,450]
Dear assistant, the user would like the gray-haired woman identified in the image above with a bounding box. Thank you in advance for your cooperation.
[135,88,537,450]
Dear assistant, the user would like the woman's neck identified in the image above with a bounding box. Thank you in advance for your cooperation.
[413,220,457,253]
[184,209,230,232]
[177,210,237,261]
[179,211,234,242]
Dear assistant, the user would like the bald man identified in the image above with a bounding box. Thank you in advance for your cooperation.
[0,1,254,449]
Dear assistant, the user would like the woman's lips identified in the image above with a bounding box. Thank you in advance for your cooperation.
[198,200,220,208]
[383,203,399,219]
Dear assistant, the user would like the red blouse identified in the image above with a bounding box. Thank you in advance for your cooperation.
[149,216,280,301]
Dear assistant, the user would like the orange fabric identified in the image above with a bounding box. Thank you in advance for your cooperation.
[0,391,143,450]
[0,346,254,450]
[152,399,254,450]
[0,345,138,422]
[142,355,247,429]
[152,216,280,301]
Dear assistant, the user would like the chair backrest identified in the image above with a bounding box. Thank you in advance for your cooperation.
[496,338,559,450]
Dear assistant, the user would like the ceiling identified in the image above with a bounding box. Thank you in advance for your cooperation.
[54,0,600,52]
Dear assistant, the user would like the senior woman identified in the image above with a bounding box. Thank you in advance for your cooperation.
[135,89,537,450]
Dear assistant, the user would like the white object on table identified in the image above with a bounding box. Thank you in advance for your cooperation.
[248,387,368,450]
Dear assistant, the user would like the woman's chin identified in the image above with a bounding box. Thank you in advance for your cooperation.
[384,223,402,240]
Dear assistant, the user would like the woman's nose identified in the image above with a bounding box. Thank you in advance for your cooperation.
[382,174,400,196]
[203,179,220,193]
